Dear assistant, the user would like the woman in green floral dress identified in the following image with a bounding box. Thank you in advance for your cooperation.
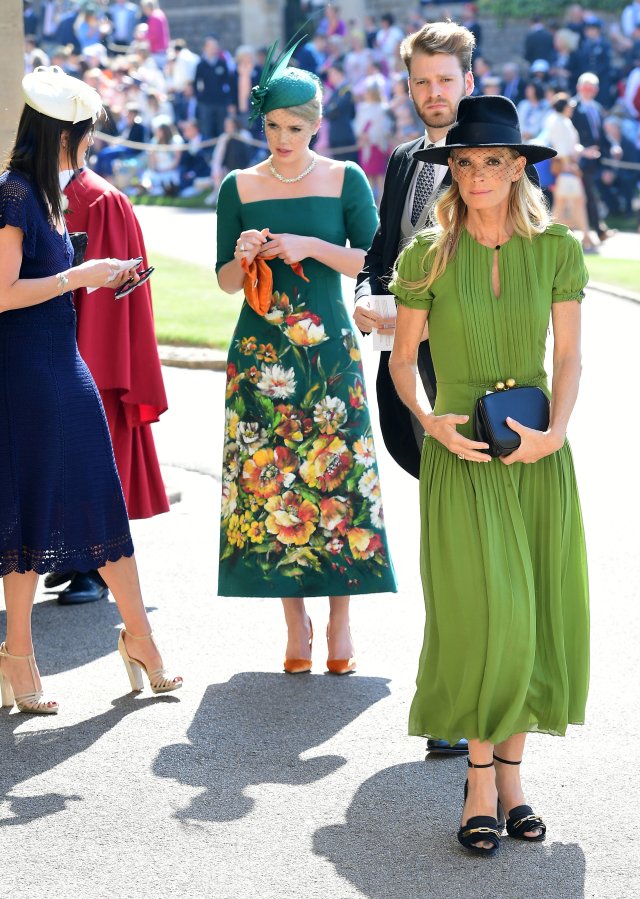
[215,65,397,673]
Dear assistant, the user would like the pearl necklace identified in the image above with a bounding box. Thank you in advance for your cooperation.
[268,153,316,183]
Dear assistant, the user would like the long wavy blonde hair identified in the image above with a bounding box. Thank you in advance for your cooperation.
[392,150,551,295]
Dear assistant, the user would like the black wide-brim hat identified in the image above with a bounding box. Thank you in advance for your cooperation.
[413,95,557,165]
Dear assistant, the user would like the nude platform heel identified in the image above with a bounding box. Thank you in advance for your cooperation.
[118,630,183,695]
[0,642,59,714]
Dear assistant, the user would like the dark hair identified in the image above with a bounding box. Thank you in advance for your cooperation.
[529,81,545,101]
[6,105,94,224]
[552,92,570,112]
[155,122,176,143]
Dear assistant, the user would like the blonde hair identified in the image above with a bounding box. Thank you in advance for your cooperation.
[392,151,550,294]
[364,84,383,103]
[400,21,476,76]
[554,27,580,53]
[274,82,323,126]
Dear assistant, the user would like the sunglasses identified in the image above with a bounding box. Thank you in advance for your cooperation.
[114,266,155,300]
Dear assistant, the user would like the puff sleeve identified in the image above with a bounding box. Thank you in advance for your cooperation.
[551,229,588,304]
[215,171,243,274]
[342,163,378,251]
[388,235,435,310]
[0,176,37,259]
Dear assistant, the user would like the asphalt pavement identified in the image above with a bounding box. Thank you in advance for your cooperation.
[1,207,639,899]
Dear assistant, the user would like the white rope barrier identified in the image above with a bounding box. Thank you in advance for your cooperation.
[94,131,640,177]
[601,157,640,171]
[94,130,360,156]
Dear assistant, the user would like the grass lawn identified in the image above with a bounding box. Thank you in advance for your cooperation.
[149,248,638,349]
[131,192,211,209]
[150,253,241,348]
[584,257,640,294]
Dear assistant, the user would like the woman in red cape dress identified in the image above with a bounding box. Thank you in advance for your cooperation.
[51,167,169,602]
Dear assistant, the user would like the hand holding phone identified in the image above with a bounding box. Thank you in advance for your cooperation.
[85,257,144,294]
[114,266,155,300]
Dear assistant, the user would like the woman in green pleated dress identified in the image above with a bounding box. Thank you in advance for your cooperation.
[389,96,589,856]
[215,62,397,675]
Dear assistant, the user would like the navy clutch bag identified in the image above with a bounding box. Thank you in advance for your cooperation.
[69,231,88,266]
[474,386,550,458]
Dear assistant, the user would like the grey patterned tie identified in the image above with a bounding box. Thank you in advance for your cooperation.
[410,156,436,227]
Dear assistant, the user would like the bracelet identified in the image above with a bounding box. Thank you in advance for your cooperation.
[56,272,70,295]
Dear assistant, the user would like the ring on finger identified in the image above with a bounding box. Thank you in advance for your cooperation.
[458,452,464,460]
[238,242,245,252]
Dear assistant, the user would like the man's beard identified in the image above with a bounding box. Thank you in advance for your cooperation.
[418,105,457,130]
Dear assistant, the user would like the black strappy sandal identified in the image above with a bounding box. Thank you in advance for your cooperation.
[457,760,504,857]
[493,754,547,842]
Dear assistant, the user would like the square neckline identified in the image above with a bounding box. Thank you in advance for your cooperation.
[232,165,349,206]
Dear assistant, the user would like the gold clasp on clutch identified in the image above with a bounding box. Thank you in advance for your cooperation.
[494,378,516,391]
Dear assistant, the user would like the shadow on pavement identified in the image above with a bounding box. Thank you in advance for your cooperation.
[0,599,158,676]
[154,671,390,822]
[314,761,586,898]
[0,694,177,827]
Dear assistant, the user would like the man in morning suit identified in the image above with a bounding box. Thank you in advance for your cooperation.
[355,21,476,479]
[324,59,358,163]
[354,21,476,756]
[523,15,555,66]
[571,72,619,243]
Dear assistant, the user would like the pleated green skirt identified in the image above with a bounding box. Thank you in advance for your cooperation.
[409,437,589,746]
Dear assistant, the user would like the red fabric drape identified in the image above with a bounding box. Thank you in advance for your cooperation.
[64,169,169,519]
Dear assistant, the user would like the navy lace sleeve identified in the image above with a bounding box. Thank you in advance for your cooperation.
[0,172,37,259]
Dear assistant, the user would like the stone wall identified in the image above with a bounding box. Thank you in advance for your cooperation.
[481,18,530,67]
[162,0,243,53]
[363,3,532,67]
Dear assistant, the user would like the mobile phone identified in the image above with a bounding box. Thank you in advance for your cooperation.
[114,266,154,300]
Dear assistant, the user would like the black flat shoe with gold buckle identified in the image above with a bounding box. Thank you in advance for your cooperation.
[457,760,503,857]
[494,754,546,842]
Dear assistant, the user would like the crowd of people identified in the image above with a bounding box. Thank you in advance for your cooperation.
[21,1,640,237]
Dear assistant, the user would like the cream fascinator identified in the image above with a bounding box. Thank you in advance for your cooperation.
[22,66,102,124]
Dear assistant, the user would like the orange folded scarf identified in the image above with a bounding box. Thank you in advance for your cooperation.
[241,255,309,316]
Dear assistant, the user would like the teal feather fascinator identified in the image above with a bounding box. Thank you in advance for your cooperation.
[249,29,321,124]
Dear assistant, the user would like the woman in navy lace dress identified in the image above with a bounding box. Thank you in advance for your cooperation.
[0,67,182,714]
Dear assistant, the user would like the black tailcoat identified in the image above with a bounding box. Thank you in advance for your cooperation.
[355,138,439,479]
[355,138,540,479]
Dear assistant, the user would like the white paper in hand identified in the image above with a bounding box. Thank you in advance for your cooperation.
[371,295,397,351]
[86,258,143,293]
